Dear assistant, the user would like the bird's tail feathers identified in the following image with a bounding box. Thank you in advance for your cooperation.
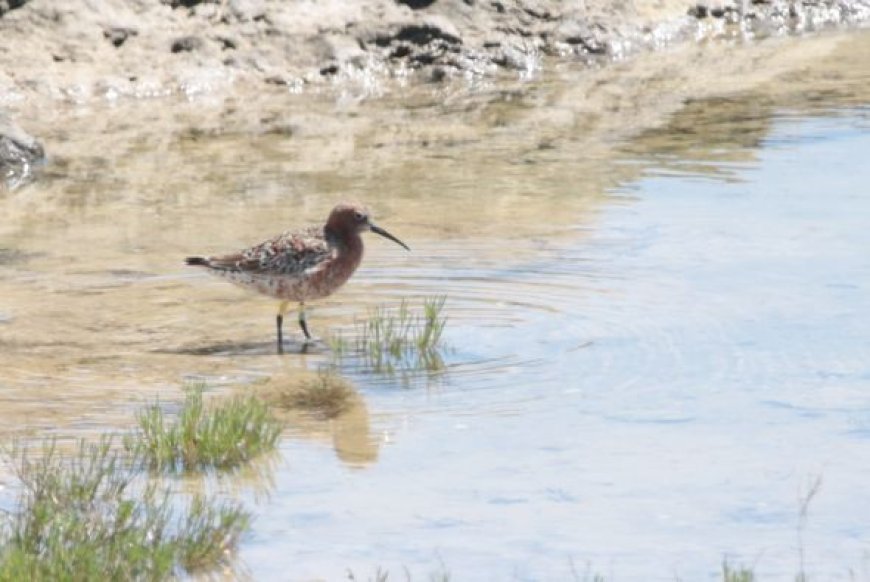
[185,256,209,266]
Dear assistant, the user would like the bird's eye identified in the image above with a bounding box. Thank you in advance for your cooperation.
[354,211,366,222]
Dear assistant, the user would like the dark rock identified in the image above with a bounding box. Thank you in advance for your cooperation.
[0,116,45,191]
[0,0,27,17]
[391,44,412,58]
[162,0,213,8]
[411,51,438,65]
[553,21,607,55]
[523,5,554,20]
[171,36,204,53]
[688,4,709,18]
[103,26,138,48]
[216,36,238,50]
[264,75,288,85]
[397,0,438,8]
[367,15,463,68]
[428,65,448,82]
[395,22,462,45]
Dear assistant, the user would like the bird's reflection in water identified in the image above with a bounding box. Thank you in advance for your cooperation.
[257,372,380,468]
[330,395,379,467]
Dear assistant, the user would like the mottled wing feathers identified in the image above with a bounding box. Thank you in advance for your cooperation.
[201,227,333,279]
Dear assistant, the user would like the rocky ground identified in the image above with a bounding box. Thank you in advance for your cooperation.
[1,0,870,189]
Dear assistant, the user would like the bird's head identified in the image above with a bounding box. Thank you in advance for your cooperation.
[327,202,410,251]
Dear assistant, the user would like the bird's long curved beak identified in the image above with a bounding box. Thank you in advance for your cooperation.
[370,224,410,251]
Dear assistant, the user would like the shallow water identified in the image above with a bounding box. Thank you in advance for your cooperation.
[2,29,870,580]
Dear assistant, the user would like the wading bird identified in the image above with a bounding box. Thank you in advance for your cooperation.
[185,202,409,353]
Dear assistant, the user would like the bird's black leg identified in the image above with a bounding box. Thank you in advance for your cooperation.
[298,302,312,341]
[277,300,289,354]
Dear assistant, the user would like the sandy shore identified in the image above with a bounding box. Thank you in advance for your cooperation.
[1,0,869,188]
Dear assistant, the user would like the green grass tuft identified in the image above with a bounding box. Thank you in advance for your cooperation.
[331,296,448,374]
[0,437,250,580]
[127,385,282,473]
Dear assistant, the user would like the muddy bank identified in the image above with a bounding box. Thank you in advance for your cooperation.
[0,0,870,101]
[0,0,869,189]
[0,0,870,187]
[1,0,869,101]
[1,1,869,109]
